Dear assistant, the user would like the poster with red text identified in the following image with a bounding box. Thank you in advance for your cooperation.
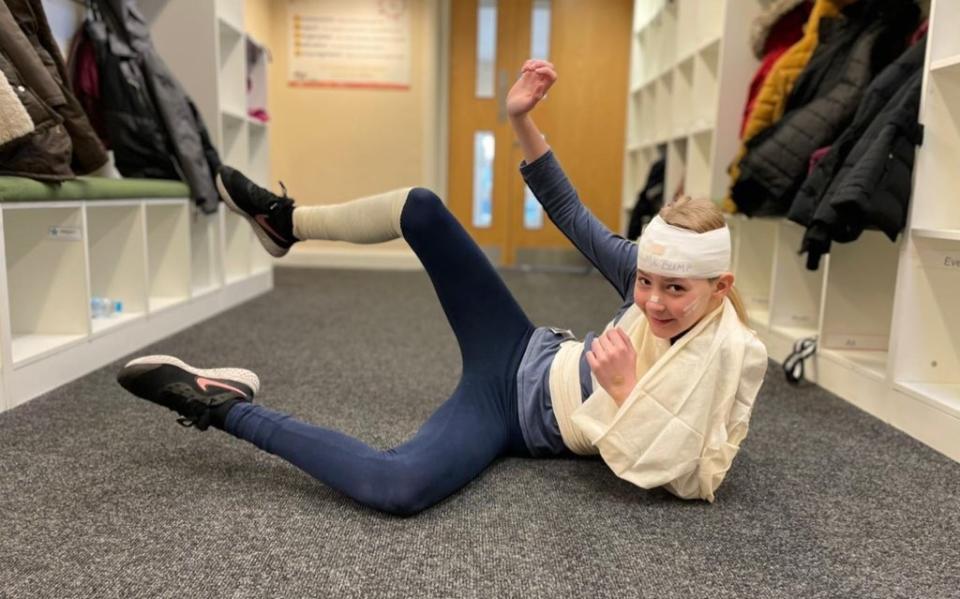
[288,0,411,89]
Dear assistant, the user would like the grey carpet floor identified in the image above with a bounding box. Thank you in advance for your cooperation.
[1,267,958,599]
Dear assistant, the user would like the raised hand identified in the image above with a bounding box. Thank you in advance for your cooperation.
[506,59,558,118]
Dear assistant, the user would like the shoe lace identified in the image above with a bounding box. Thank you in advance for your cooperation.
[267,181,292,213]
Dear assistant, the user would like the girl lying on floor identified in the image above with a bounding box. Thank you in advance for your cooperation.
[117,59,768,516]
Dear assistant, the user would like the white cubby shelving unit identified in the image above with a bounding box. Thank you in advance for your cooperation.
[143,0,275,264]
[623,0,960,462]
[0,0,276,412]
[622,0,758,223]
[0,198,272,412]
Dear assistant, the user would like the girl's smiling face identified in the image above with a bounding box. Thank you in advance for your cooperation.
[633,269,731,339]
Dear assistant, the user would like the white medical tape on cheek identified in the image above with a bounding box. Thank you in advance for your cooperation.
[681,295,703,315]
[636,216,731,278]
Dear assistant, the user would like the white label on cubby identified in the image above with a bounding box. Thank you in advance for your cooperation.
[939,254,960,271]
[917,245,960,272]
[821,333,888,351]
[47,226,81,241]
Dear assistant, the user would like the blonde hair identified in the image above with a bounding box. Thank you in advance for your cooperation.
[658,196,748,324]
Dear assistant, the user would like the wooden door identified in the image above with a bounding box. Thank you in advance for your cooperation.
[448,0,633,266]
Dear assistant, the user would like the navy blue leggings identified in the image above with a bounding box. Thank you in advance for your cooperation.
[225,189,536,516]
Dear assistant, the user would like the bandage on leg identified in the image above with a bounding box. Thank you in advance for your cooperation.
[292,187,412,243]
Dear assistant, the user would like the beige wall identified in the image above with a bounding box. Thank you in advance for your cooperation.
[246,0,442,254]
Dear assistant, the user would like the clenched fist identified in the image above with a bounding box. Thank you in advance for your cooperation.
[586,328,637,407]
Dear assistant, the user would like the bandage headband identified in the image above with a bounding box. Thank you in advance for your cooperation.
[636,216,731,279]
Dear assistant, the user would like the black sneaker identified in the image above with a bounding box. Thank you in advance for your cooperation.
[117,355,260,431]
[217,166,297,257]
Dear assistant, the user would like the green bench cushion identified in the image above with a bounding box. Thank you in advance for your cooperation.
[0,176,190,202]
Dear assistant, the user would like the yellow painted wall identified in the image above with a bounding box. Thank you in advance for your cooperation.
[246,0,441,254]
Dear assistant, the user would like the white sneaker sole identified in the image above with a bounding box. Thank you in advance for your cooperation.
[216,173,290,258]
[123,355,260,396]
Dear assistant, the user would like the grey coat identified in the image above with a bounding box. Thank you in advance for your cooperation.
[94,0,220,213]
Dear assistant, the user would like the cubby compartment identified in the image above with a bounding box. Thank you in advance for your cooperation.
[928,0,960,65]
[221,111,249,173]
[665,137,686,201]
[218,17,246,119]
[622,146,661,231]
[3,206,89,364]
[222,207,252,283]
[909,67,960,231]
[86,203,147,335]
[627,91,641,147]
[246,37,268,123]
[191,209,222,297]
[675,0,697,62]
[657,1,677,73]
[638,27,659,87]
[768,222,825,339]
[685,130,712,199]
[145,203,190,312]
[633,0,664,34]
[696,1,723,49]
[630,32,646,90]
[672,58,694,136]
[733,217,777,329]
[819,231,900,380]
[639,84,657,144]
[654,73,673,142]
[248,122,270,186]
[892,236,960,416]
[216,0,244,34]
[692,41,719,131]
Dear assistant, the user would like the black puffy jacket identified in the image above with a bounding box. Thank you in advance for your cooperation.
[731,0,919,217]
[796,59,923,270]
[789,38,925,229]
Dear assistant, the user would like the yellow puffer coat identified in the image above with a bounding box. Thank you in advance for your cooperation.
[724,0,857,213]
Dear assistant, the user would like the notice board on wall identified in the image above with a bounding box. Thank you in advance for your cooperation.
[288,0,411,89]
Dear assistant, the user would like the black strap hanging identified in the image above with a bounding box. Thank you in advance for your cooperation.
[783,337,818,384]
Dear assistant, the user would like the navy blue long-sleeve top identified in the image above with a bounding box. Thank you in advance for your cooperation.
[515,150,639,457]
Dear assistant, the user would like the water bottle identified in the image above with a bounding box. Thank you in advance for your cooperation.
[91,296,121,318]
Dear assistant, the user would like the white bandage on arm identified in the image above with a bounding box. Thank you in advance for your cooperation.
[292,187,412,243]
[637,216,731,278]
